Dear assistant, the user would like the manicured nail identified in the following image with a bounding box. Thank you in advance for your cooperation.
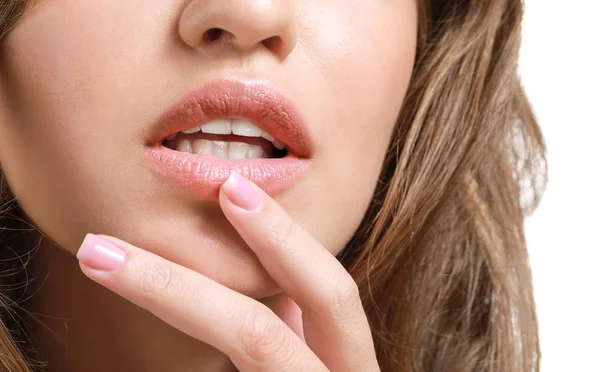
[222,171,262,211]
[77,233,126,271]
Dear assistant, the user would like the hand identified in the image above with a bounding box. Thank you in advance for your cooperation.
[76,172,380,371]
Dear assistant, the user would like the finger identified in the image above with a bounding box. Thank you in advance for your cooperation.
[219,172,379,372]
[76,233,328,372]
[270,293,305,342]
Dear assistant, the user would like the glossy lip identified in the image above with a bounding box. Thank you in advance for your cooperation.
[146,78,314,158]
[144,78,314,199]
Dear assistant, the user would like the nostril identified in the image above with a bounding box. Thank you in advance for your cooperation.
[204,28,224,42]
[197,29,288,58]
[261,36,283,52]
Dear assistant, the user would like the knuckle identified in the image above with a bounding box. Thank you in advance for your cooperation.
[237,308,291,364]
[328,275,362,320]
[139,263,174,301]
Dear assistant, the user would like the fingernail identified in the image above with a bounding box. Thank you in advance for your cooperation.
[77,233,126,271]
[222,171,262,211]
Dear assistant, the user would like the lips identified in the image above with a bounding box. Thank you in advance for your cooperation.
[144,78,314,198]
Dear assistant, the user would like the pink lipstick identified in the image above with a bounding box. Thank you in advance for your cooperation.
[144,78,313,198]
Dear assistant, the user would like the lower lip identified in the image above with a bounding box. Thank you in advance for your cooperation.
[144,145,311,198]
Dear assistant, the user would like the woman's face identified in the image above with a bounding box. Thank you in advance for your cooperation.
[0,0,416,298]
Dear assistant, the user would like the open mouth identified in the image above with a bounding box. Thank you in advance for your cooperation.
[162,118,289,159]
[145,78,313,198]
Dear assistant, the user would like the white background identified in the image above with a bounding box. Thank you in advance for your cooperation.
[521,1,600,371]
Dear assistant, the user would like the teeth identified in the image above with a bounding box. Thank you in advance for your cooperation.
[166,133,177,140]
[200,119,232,135]
[177,118,287,150]
[176,139,193,153]
[212,141,228,159]
[261,130,275,142]
[182,126,202,134]
[173,139,268,159]
[247,145,264,158]
[228,142,249,159]
[232,120,262,137]
[192,139,213,155]
[182,119,283,144]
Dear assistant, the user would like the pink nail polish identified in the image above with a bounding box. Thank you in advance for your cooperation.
[222,171,262,211]
[77,234,126,271]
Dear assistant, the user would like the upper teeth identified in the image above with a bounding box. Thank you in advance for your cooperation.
[171,119,285,150]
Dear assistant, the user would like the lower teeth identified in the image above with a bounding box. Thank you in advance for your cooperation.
[174,139,266,159]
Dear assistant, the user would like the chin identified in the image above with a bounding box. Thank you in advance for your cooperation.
[132,213,284,300]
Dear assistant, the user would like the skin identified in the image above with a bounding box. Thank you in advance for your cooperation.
[0,0,417,371]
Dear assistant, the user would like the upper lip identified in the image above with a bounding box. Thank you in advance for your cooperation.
[147,78,314,158]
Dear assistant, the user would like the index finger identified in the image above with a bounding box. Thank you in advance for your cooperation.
[219,172,378,371]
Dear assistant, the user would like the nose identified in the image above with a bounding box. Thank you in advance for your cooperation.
[178,0,298,61]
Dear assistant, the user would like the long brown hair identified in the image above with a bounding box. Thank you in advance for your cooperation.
[0,0,546,371]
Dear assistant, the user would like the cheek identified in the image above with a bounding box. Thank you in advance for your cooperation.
[0,1,165,250]
[316,0,417,144]
[295,1,417,250]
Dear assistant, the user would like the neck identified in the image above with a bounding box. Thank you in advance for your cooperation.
[24,236,265,372]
